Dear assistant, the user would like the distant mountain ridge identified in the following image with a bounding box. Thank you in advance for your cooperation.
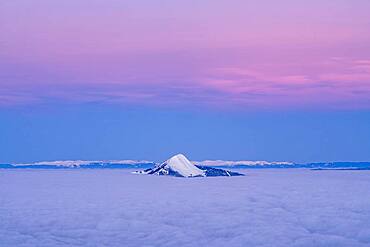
[1,159,370,170]
[198,161,370,169]
[0,160,155,169]
[193,160,294,166]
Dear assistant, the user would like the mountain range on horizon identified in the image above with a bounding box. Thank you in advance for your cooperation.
[1,157,370,170]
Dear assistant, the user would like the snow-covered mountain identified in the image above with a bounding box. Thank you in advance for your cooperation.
[1,158,370,170]
[136,154,244,177]
[193,160,293,167]
[1,160,155,169]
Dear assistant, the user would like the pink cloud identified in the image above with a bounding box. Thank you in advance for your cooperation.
[2,54,370,111]
[196,57,370,109]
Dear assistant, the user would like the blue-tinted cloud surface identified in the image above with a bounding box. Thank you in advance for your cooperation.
[1,170,370,247]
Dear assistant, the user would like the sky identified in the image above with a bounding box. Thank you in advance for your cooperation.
[1,0,370,163]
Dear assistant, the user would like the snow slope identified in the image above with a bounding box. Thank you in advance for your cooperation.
[161,154,205,177]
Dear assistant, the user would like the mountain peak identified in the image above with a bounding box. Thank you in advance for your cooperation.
[136,154,244,177]
[164,154,204,177]
[169,153,187,159]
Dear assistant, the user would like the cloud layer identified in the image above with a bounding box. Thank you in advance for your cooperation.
[1,169,370,247]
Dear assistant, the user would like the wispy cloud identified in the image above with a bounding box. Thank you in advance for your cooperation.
[1,48,370,110]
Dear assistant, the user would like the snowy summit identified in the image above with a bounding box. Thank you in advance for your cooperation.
[137,154,244,177]
[160,154,205,177]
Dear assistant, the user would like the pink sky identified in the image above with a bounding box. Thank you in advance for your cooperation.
[1,0,370,110]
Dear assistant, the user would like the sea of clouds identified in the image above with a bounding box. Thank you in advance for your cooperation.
[1,169,370,247]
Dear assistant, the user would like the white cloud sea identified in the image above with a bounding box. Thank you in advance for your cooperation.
[1,169,370,247]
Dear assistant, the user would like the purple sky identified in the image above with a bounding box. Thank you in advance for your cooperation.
[1,1,370,163]
[1,0,370,110]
